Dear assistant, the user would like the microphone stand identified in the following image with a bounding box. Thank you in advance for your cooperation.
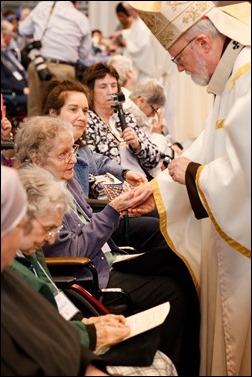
[115,102,127,131]
[113,96,130,246]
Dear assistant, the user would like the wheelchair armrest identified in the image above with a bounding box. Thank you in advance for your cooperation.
[52,276,78,285]
[100,287,131,298]
[99,288,132,315]
[86,198,108,211]
[45,256,91,266]
[45,257,99,291]
[45,258,133,315]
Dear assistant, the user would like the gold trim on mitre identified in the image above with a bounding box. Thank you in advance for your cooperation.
[128,1,216,50]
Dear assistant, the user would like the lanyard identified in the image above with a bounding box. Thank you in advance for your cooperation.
[36,260,60,294]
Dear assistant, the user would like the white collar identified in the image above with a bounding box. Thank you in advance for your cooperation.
[207,40,244,96]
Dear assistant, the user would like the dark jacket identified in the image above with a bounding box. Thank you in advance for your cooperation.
[1,50,28,94]
[1,267,105,376]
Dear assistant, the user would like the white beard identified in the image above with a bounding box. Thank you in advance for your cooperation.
[186,52,210,86]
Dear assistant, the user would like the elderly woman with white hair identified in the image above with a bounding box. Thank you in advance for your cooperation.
[124,78,179,176]
[1,165,109,376]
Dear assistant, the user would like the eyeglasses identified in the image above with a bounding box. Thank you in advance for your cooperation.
[35,217,63,239]
[48,144,79,163]
[150,104,159,114]
[171,37,196,65]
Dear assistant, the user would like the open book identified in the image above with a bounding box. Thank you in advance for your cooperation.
[95,301,170,355]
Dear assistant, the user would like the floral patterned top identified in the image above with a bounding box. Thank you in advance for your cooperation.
[86,110,161,173]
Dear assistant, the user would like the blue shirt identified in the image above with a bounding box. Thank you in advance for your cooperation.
[74,144,124,197]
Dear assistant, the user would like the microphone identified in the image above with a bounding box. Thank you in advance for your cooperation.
[111,92,127,131]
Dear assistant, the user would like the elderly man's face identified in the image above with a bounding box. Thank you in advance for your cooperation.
[169,35,211,86]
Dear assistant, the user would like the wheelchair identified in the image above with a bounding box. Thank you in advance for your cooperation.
[45,255,133,318]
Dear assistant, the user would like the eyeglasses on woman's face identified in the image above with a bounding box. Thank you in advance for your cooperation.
[150,104,159,114]
[47,144,79,163]
[171,37,196,65]
[34,217,63,239]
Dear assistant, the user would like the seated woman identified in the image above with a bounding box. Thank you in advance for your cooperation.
[14,115,200,376]
[41,79,164,252]
[1,165,108,376]
[82,62,161,179]
[10,163,176,376]
[123,78,171,176]
[10,164,129,350]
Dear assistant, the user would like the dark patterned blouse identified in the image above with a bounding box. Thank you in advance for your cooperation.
[86,110,161,172]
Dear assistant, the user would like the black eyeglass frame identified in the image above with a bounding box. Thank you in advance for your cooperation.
[171,37,196,65]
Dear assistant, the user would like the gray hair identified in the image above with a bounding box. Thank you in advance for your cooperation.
[185,18,220,41]
[129,78,166,107]
[109,55,134,86]
[15,116,74,164]
[1,20,14,34]
[17,164,73,220]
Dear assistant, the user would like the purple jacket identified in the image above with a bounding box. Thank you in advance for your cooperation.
[43,178,120,288]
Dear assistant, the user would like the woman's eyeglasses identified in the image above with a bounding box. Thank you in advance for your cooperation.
[35,217,63,238]
[150,105,159,114]
[48,144,79,163]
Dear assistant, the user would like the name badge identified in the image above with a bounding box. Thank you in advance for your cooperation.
[54,290,79,320]
[13,71,23,81]
[102,242,111,253]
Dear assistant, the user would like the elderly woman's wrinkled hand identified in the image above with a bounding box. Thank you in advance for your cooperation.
[109,189,135,213]
[82,314,130,351]
[108,182,154,215]
[126,183,156,215]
